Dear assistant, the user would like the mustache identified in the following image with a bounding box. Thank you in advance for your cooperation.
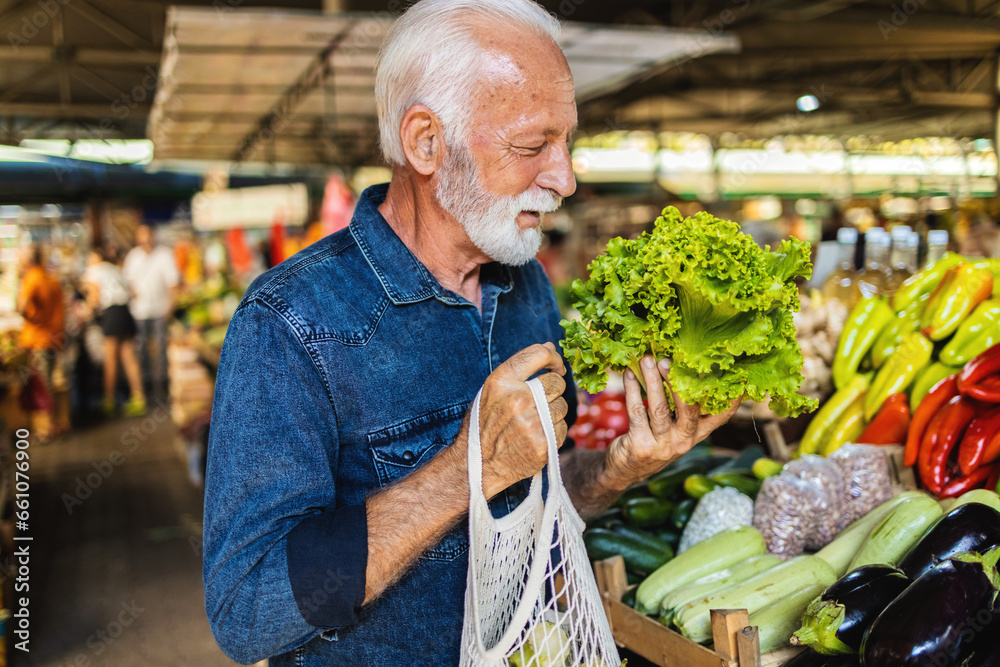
[514,189,563,213]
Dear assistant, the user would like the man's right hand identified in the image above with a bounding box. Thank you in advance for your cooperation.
[474,342,568,499]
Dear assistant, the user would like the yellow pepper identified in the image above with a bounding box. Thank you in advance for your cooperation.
[799,373,872,456]
[864,332,934,420]
[822,395,866,456]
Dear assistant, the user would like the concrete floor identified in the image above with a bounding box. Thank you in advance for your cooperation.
[13,414,259,667]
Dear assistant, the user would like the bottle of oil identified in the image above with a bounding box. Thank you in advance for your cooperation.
[924,229,949,268]
[822,227,859,306]
[856,228,889,300]
[884,226,914,295]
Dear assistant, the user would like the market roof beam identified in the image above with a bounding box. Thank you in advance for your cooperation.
[66,0,156,51]
[0,46,163,66]
[0,102,150,118]
[818,7,1000,32]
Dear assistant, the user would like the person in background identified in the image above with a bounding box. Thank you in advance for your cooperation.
[123,224,179,403]
[82,247,146,417]
[17,244,65,440]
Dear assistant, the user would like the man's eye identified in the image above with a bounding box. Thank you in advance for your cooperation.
[517,145,545,154]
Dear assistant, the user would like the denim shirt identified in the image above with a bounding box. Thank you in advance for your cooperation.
[203,183,577,666]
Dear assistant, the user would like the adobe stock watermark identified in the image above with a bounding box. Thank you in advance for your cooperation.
[7,0,70,53]
[878,0,928,40]
[61,399,171,514]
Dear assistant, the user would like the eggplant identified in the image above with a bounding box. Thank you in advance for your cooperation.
[782,648,861,667]
[792,565,910,655]
[898,502,1000,581]
[862,549,1000,667]
[959,596,1000,667]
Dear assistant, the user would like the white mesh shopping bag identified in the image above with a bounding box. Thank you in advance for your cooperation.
[459,377,621,667]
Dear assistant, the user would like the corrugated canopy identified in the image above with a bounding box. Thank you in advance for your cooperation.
[147,7,738,165]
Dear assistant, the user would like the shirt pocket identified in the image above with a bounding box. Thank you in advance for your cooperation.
[366,402,470,562]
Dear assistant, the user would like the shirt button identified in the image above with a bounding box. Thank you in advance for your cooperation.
[402,450,415,462]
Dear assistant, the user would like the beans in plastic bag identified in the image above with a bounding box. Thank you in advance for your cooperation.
[678,487,754,553]
[783,455,845,549]
[752,473,824,560]
[828,443,893,525]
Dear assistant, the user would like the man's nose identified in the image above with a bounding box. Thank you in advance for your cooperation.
[535,143,576,199]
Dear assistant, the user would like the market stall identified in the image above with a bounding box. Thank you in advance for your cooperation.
[570,202,1000,666]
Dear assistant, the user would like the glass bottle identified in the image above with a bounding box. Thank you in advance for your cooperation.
[924,229,949,268]
[884,227,914,295]
[856,228,889,300]
[821,227,859,306]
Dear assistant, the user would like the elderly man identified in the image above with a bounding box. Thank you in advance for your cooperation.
[203,1,738,664]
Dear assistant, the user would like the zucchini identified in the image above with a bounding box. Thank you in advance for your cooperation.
[752,582,829,653]
[953,489,1000,513]
[816,491,931,576]
[675,555,837,643]
[622,497,674,528]
[647,462,708,498]
[683,474,720,499]
[709,470,762,497]
[658,554,781,626]
[583,528,674,576]
[670,498,697,531]
[847,493,942,570]
[635,525,766,615]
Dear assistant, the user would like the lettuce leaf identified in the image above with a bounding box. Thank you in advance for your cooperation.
[559,206,818,418]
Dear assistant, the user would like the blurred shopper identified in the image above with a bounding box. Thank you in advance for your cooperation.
[17,244,65,439]
[82,247,146,417]
[124,224,179,403]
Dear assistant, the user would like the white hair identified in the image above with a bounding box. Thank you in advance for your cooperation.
[374,0,561,166]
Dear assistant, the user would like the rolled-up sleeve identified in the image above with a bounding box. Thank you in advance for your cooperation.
[203,299,366,665]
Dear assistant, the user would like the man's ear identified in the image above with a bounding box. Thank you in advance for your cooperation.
[399,104,445,176]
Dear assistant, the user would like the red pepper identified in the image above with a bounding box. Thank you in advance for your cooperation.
[961,374,1000,404]
[922,396,982,494]
[957,405,1000,475]
[959,343,1000,402]
[987,463,1000,493]
[939,465,994,498]
[858,393,911,445]
[906,374,959,467]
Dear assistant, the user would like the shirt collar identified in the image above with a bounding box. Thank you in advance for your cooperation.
[350,183,513,306]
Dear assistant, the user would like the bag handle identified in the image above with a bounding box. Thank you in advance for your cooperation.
[465,376,565,660]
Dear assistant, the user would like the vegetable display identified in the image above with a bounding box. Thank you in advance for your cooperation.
[560,207,817,417]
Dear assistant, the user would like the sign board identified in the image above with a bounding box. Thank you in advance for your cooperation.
[192,183,309,231]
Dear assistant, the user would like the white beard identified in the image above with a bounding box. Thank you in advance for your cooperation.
[435,141,562,266]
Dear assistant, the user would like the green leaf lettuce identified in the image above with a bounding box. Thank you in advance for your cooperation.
[560,206,818,417]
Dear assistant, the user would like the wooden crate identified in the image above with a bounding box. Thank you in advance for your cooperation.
[592,556,804,667]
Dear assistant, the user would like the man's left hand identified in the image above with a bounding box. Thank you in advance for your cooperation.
[601,355,740,491]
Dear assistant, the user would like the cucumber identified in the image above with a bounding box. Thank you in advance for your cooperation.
[683,474,720,499]
[623,497,674,528]
[670,498,697,531]
[709,445,765,474]
[751,582,829,653]
[655,529,681,551]
[587,507,622,529]
[621,587,637,608]
[847,493,943,570]
[709,470,762,497]
[752,457,785,480]
[614,482,652,507]
[647,462,708,498]
[658,554,781,626]
[635,525,766,615]
[675,555,837,643]
[815,490,931,576]
[584,528,674,576]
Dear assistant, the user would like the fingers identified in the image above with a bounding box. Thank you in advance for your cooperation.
[501,343,566,382]
[623,368,651,434]
[660,359,699,439]
[538,370,566,403]
[640,355,673,435]
[548,396,568,424]
[695,396,741,442]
